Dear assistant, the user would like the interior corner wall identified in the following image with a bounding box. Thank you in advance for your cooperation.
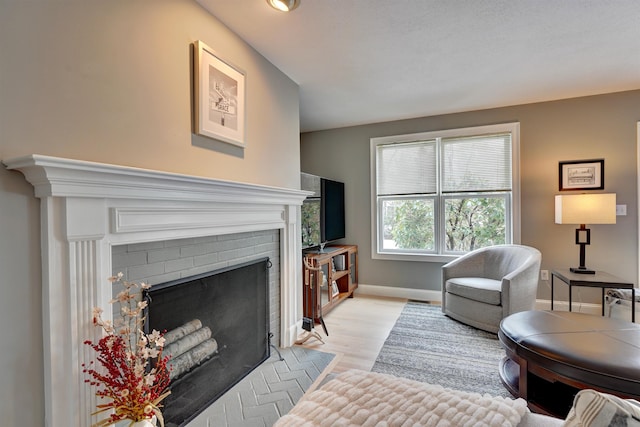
[301,90,640,304]
[0,1,300,425]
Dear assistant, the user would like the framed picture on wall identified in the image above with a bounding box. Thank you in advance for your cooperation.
[193,40,246,148]
[559,159,604,191]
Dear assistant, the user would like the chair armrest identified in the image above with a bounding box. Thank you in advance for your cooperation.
[501,253,542,314]
[442,250,487,282]
[442,249,488,311]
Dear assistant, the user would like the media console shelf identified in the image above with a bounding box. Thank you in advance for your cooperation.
[302,245,358,331]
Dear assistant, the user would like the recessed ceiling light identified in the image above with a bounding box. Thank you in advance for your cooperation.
[266,0,300,12]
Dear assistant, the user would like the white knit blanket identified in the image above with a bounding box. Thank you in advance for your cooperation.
[275,370,528,427]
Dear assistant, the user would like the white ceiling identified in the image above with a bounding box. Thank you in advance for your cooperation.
[197,0,640,133]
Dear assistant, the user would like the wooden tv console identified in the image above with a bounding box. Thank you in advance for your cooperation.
[302,245,358,332]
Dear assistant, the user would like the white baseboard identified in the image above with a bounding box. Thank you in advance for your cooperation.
[355,283,441,302]
[355,285,605,315]
[534,299,601,314]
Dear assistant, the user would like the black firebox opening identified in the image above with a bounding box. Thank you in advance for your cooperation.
[145,257,270,427]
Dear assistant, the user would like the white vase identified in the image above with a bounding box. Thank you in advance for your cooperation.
[128,416,156,427]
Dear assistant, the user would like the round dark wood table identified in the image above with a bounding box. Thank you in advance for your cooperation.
[498,310,640,418]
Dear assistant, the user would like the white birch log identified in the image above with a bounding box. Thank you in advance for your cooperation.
[163,319,203,345]
[168,338,219,379]
[164,326,212,359]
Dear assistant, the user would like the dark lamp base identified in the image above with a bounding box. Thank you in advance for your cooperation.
[570,267,595,275]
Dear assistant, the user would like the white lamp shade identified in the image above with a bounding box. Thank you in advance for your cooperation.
[555,193,616,225]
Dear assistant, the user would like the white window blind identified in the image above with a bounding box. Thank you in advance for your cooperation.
[377,140,437,196]
[442,134,512,193]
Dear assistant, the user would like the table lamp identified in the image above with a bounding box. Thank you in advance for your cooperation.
[555,193,616,274]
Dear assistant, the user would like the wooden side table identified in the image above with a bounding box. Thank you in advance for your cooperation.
[551,269,635,322]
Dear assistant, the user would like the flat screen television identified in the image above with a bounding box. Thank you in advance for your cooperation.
[301,173,345,250]
[320,178,345,244]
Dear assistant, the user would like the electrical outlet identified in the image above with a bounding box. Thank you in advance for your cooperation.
[540,270,549,281]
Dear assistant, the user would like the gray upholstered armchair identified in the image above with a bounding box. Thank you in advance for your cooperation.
[441,244,542,333]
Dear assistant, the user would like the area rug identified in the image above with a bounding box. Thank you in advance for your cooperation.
[372,301,511,398]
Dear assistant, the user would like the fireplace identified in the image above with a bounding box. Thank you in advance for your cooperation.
[4,155,308,427]
[147,258,271,426]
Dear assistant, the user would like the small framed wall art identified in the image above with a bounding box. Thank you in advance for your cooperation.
[193,40,246,148]
[558,159,604,191]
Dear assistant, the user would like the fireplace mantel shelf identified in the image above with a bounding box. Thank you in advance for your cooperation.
[4,154,308,204]
[4,154,307,427]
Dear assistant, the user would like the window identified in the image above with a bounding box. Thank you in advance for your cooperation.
[370,123,520,261]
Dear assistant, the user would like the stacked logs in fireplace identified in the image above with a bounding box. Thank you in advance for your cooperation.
[163,319,218,380]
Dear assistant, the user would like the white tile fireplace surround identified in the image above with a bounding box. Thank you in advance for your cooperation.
[4,155,308,427]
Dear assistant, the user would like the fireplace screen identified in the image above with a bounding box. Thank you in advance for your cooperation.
[145,257,270,426]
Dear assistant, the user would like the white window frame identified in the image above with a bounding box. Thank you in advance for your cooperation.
[370,122,521,262]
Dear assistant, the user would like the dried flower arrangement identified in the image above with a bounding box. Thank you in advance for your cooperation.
[83,273,171,427]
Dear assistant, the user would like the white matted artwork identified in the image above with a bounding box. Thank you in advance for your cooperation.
[194,40,246,148]
[559,159,604,191]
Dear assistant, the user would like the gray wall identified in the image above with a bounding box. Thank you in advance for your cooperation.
[0,1,300,425]
[301,90,640,303]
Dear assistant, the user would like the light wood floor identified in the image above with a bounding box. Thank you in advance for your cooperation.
[297,295,408,374]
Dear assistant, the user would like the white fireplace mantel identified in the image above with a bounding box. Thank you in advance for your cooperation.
[4,154,308,427]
